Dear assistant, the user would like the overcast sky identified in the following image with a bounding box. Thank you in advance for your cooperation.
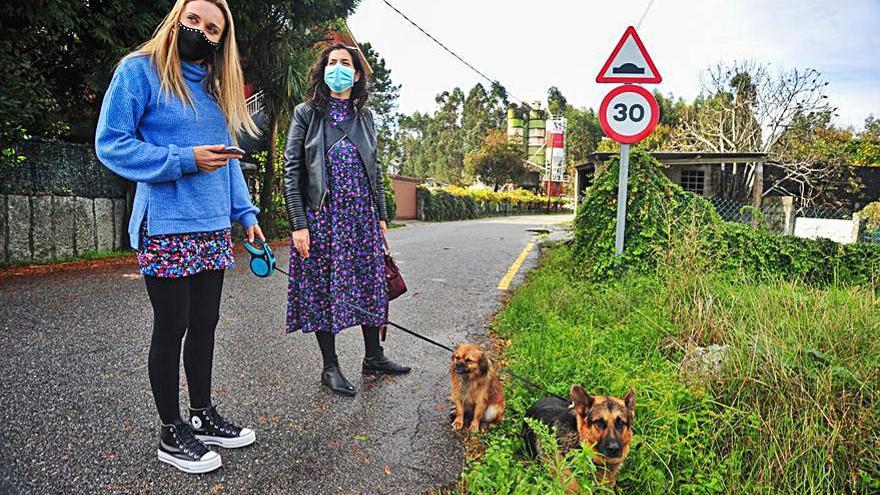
[348,0,880,130]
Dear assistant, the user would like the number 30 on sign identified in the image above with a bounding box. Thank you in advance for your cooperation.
[598,85,660,144]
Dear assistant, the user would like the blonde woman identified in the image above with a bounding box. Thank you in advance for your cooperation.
[96,0,261,473]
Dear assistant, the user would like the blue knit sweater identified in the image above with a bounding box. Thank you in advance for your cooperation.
[95,54,259,249]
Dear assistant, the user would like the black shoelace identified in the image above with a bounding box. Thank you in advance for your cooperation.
[205,406,239,436]
[171,423,208,459]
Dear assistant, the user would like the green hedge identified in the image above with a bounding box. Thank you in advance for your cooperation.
[573,149,722,279]
[573,149,880,287]
[383,174,397,222]
[417,186,568,222]
[417,186,479,221]
[720,222,880,286]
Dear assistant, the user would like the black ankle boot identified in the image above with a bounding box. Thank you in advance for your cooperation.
[362,346,411,375]
[321,358,356,396]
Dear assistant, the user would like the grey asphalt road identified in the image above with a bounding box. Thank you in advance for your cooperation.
[0,213,572,495]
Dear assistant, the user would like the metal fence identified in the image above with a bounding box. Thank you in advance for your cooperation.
[0,137,130,199]
[708,196,878,245]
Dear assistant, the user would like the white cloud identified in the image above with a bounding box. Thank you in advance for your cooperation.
[349,0,880,129]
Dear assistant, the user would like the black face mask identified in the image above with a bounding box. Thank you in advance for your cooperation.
[177,23,220,62]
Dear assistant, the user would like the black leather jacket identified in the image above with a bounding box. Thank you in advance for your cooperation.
[283,101,388,231]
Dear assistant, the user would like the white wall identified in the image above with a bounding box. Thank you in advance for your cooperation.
[793,217,855,244]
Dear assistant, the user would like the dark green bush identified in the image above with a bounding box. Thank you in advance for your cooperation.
[417,186,479,221]
[720,222,879,287]
[573,149,880,288]
[572,149,721,280]
[383,174,397,222]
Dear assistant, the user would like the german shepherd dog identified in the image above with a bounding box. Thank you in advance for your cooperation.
[450,343,506,432]
[523,385,635,490]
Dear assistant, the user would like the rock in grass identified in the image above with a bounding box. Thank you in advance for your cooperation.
[678,344,730,385]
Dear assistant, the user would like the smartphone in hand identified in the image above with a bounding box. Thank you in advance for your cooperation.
[218,145,246,155]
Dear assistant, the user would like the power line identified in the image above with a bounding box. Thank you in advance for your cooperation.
[636,0,656,29]
[380,0,533,110]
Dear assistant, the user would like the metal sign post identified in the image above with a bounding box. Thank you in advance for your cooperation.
[614,144,630,254]
[596,26,663,256]
[598,85,658,254]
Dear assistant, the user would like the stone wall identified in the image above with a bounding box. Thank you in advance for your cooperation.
[1,195,128,264]
[0,138,132,264]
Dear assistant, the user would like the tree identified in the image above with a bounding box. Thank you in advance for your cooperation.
[430,88,466,183]
[0,2,170,141]
[563,106,604,165]
[547,86,567,116]
[671,61,833,202]
[393,82,509,184]
[360,41,401,172]
[464,130,525,190]
[234,7,358,224]
[772,110,860,206]
[461,84,496,155]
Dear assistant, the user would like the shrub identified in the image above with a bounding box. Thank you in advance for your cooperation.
[417,186,479,221]
[383,173,397,222]
[572,149,721,280]
[861,201,880,230]
[720,222,879,287]
[417,186,567,221]
[573,149,880,288]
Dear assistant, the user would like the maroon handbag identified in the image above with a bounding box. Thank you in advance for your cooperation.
[383,237,407,301]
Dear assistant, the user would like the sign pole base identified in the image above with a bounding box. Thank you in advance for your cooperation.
[614,144,630,255]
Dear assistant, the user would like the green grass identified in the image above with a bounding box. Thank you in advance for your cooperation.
[0,249,133,268]
[461,243,879,494]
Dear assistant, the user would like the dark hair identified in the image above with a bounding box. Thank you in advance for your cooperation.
[305,43,369,114]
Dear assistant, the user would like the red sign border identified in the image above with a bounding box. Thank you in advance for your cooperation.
[598,85,660,144]
[596,26,662,84]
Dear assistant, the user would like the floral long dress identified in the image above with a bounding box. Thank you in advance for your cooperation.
[286,97,387,334]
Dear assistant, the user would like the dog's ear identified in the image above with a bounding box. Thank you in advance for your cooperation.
[624,389,636,419]
[570,385,594,416]
[478,354,489,375]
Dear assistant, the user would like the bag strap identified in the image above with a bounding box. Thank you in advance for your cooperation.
[382,234,391,256]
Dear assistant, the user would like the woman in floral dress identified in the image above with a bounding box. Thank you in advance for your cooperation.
[283,44,410,396]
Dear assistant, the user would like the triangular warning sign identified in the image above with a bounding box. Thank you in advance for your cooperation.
[596,26,662,84]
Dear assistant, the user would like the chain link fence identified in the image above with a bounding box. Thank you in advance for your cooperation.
[0,137,130,199]
[708,196,878,245]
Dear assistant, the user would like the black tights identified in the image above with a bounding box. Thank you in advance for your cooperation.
[144,270,224,424]
[315,325,382,369]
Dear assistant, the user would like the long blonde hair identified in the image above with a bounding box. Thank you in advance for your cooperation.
[128,0,258,140]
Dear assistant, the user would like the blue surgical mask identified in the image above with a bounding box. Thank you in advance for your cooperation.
[324,64,355,94]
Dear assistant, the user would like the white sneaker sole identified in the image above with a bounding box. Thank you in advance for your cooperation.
[157,449,222,474]
[196,428,256,449]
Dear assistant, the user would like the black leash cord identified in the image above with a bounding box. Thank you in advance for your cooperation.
[274,265,568,402]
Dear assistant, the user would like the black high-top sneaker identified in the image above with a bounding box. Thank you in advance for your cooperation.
[189,405,256,449]
[158,418,222,474]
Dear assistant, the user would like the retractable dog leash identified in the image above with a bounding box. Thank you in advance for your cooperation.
[242,239,568,402]
[242,239,276,277]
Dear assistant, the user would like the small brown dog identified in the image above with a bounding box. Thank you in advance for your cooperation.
[449,343,506,432]
[524,385,635,490]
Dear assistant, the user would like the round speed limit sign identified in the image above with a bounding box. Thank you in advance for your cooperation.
[599,85,660,144]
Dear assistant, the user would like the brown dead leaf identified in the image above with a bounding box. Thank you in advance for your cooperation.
[384,465,393,476]
[211,483,223,493]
